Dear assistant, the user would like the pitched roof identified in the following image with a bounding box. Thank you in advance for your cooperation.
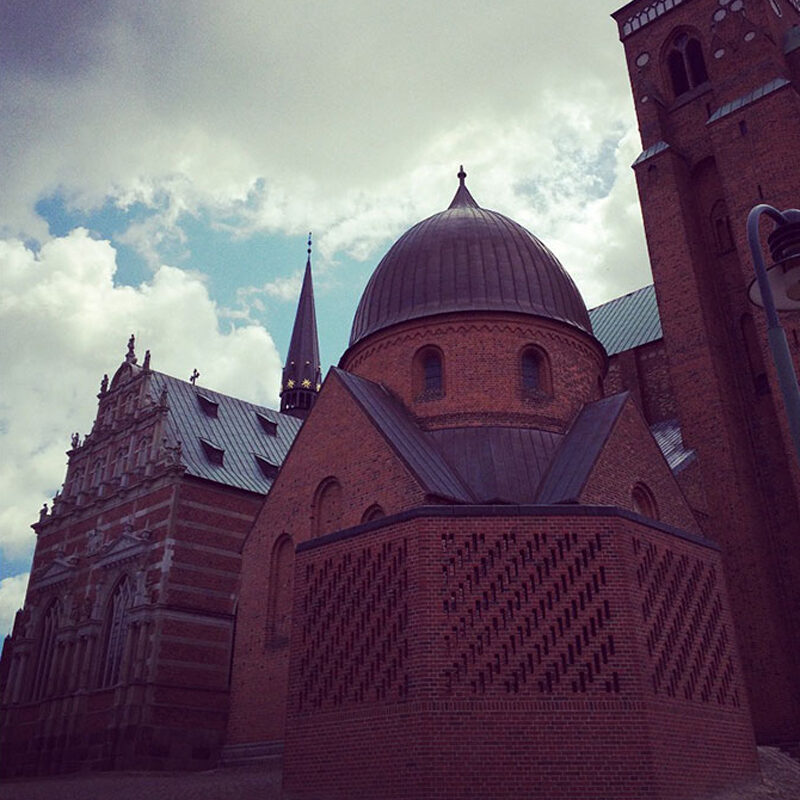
[427,426,563,503]
[589,284,662,356]
[149,372,302,495]
[332,368,475,503]
[536,393,629,504]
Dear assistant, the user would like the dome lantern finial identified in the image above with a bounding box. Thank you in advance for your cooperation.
[448,165,478,210]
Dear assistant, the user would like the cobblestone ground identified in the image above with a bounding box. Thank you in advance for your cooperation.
[0,747,798,800]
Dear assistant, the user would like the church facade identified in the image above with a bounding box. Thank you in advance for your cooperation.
[2,0,800,797]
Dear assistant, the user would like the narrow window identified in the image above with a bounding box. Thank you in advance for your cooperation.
[135,436,149,468]
[632,483,659,520]
[424,352,442,393]
[31,600,61,699]
[521,346,552,399]
[741,314,769,395]
[100,578,135,687]
[313,477,343,537]
[266,535,294,648]
[667,34,708,98]
[413,346,445,400]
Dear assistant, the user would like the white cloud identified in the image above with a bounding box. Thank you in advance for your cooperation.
[0,573,29,641]
[0,230,283,567]
[0,1,646,305]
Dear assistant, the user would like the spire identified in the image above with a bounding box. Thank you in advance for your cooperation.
[280,233,322,419]
[448,165,479,209]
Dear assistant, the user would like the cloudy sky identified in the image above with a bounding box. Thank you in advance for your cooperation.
[0,0,652,637]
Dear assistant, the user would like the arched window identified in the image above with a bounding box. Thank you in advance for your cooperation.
[266,535,294,648]
[31,600,61,700]
[111,446,127,479]
[135,437,149,468]
[361,504,385,523]
[632,483,659,520]
[520,346,552,398]
[100,577,135,687]
[667,33,708,98]
[91,456,106,487]
[413,346,444,400]
[313,477,343,538]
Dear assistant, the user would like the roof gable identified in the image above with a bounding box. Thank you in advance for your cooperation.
[332,369,474,503]
[536,393,629,504]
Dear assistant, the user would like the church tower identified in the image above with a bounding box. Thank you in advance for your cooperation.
[612,0,800,748]
[280,235,322,419]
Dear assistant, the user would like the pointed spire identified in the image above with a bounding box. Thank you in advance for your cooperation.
[280,233,322,420]
[448,165,479,209]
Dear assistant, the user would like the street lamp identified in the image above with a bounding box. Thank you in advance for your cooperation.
[746,204,800,464]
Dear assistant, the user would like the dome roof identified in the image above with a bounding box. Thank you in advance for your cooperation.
[348,170,592,348]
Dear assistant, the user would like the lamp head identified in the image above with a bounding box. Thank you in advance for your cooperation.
[749,208,800,310]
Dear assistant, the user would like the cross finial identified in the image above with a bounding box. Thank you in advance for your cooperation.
[125,333,137,364]
[457,165,466,187]
[190,368,200,386]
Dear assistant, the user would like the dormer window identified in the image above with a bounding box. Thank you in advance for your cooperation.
[197,393,219,418]
[256,412,278,436]
[255,454,279,480]
[667,34,708,98]
[199,438,224,466]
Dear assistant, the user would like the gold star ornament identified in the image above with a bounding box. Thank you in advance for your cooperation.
[301,378,312,388]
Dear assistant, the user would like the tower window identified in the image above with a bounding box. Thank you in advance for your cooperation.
[667,34,708,98]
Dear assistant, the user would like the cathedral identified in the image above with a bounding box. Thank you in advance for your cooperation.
[2,1,800,798]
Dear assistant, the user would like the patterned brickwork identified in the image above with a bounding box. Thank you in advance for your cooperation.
[440,527,619,697]
[297,537,410,711]
[634,537,739,708]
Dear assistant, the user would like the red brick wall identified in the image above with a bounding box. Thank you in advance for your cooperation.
[580,395,701,534]
[342,312,605,433]
[283,509,756,800]
[616,0,800,745]
[0,476,264,776]
[226,372,434,748]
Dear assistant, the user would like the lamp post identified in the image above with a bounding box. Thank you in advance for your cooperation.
[746,204,800,464]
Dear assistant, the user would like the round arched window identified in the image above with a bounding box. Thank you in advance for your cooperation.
[632,483,659,520]
[520,346,552,399]
[413,346,444,400]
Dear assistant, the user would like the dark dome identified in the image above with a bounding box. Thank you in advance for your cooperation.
[349,171,593,348]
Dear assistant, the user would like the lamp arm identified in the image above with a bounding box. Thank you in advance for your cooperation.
[747,204,800,465]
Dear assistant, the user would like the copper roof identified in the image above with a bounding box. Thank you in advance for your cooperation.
[149,372,302,494]
[588,284,662,356]
[348,170,593,348]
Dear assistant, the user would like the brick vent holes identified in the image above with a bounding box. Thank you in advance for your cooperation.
[633,538,740,707]
[441,529,619,697]
[297,538,409,711]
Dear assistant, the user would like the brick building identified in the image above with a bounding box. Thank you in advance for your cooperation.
[2,0,800,796]
[0,338,302,773]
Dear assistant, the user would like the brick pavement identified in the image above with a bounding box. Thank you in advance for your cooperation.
[0,748,797,800]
